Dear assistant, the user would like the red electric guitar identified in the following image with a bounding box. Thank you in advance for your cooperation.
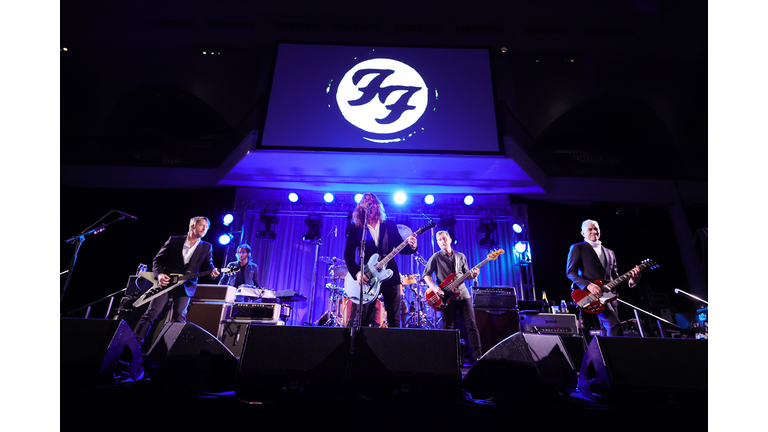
[425,249,505,311]
[571,258,658,314]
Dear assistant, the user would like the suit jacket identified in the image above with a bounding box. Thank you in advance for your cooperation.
[218,261,259,287]
[566,241,619,292]
[344,220,416,288]
[153,235,216,296]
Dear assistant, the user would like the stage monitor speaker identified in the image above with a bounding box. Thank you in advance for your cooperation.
[462,332,577,401]
[60,318,143,387]
[475,309,520,351]
[578,337,707,406]
[144,322,238,392]
[236,326,462,402]
[186,302,231,338]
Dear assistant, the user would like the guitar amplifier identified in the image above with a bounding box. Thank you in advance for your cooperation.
[192,284,236,303]
[473,287,517,310]
[520,312,578,335]
[229,303,282,324]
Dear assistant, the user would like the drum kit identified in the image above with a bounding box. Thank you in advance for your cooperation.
[315,252,438,329]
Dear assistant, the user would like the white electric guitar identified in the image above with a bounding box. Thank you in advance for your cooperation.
[132,264,239,307]
[344,220,436,305]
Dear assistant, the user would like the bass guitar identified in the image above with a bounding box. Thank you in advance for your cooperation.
[571,258,658,314]
[344,220,436,305]
[424,249,505,311]
[132,264,239,307]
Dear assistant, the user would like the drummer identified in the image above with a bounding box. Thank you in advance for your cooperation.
[219,243,260,288]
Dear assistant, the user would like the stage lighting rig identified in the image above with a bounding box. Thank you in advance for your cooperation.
[256,210,279,241]
[302,215,323,243]
[478,218,499,250]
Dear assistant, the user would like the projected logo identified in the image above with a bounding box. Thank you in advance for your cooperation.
[335,58,429,142]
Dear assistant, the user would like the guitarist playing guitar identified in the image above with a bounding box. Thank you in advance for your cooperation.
[566,219,642,337]
[422,230,483,366]
[132,216,220,346]
[343,193,418,329]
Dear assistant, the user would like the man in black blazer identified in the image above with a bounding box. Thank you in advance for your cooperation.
[566,219,641,336]
[344,193,417,328]
[133,216,220,345]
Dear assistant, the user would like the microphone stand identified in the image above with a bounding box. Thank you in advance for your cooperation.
[61,214,132,304]
[616,298,681,338]
[674,288,708,305]
[307,228,337,324]
[350,207,369,357]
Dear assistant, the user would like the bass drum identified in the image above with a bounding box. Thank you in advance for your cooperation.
[341,298,387,328]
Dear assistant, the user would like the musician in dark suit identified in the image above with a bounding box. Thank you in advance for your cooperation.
[343,193,417,328]
[566,219,641,336]
[133,216,220,345]
[422,230,482,365]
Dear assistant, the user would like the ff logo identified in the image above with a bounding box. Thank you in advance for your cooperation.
[336,58,429,141]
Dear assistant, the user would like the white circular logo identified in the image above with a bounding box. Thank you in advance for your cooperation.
[336,58,428,136]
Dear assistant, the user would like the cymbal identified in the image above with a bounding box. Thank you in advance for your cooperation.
[397,224,413,239]
[330,265,349,278]
[319,256,345,265]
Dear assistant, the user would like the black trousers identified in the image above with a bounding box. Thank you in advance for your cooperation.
[441,297,482,362]
[345,283,401,328]
[133,286,191,344]
[597,301,623,336]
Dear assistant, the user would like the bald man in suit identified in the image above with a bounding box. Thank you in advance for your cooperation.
[566,219,641,336]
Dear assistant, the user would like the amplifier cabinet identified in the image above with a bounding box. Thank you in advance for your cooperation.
[475,309,520,351]
[520,312,578,335]
[192,285,236,303]
[185,302,232,338]
[229,303,281,324]
[474,287,517,310]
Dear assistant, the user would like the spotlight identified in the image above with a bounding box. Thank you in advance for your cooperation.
[222,214,234,226]
[512,223,523,234]
[288,193,299,203]
[514,241,528,253]
[424,194,435,205]
[354,193,363,203]
[324,193,335,203]
[218,233,233,245]
[256,211,278,241]
[478,218,499,250]
[302,216,323,243]
[437,215,458,245]
[393,191,407,205]
[463,195,474,206]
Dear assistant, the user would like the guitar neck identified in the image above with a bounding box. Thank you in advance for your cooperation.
[445,257,492,291]
[374,223,434,270]
[176,268,221,282]
[603,263,648,291]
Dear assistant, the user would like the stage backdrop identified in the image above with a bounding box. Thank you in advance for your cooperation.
[227,188,529,326]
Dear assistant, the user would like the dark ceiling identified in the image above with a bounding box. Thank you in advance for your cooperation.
[60,0,707,183]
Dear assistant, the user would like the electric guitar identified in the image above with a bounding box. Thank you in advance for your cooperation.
[571,258,658,314]
[424,249,505,311]
[344,220,436,305]
[132,264,239,307]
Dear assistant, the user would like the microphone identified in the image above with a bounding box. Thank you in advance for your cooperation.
[366,204,374,213]
[117,211,138,220]
[334,225,338,237]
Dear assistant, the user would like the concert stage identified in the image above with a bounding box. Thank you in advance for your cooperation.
[61,319,707,431]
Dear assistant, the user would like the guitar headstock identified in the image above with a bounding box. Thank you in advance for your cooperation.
[641,259,659,270]
[488,249,505,260]
[413,220,437,235]
[225,264,241,273]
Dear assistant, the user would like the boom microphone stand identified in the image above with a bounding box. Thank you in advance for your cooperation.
[617,298,681,338]
[61,211,138,304]
[350,206,370,357]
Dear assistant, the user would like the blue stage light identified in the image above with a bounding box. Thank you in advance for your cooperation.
[288,192,299,202]
[223,214,234,226]
[218,233,233,245]
[354,193,363,203]
[394,191,407,205]
[514,241,528,253]
[324,193,335,203]
[512,223,523,234]
[424,194,435,205]
[463,195,474,205]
